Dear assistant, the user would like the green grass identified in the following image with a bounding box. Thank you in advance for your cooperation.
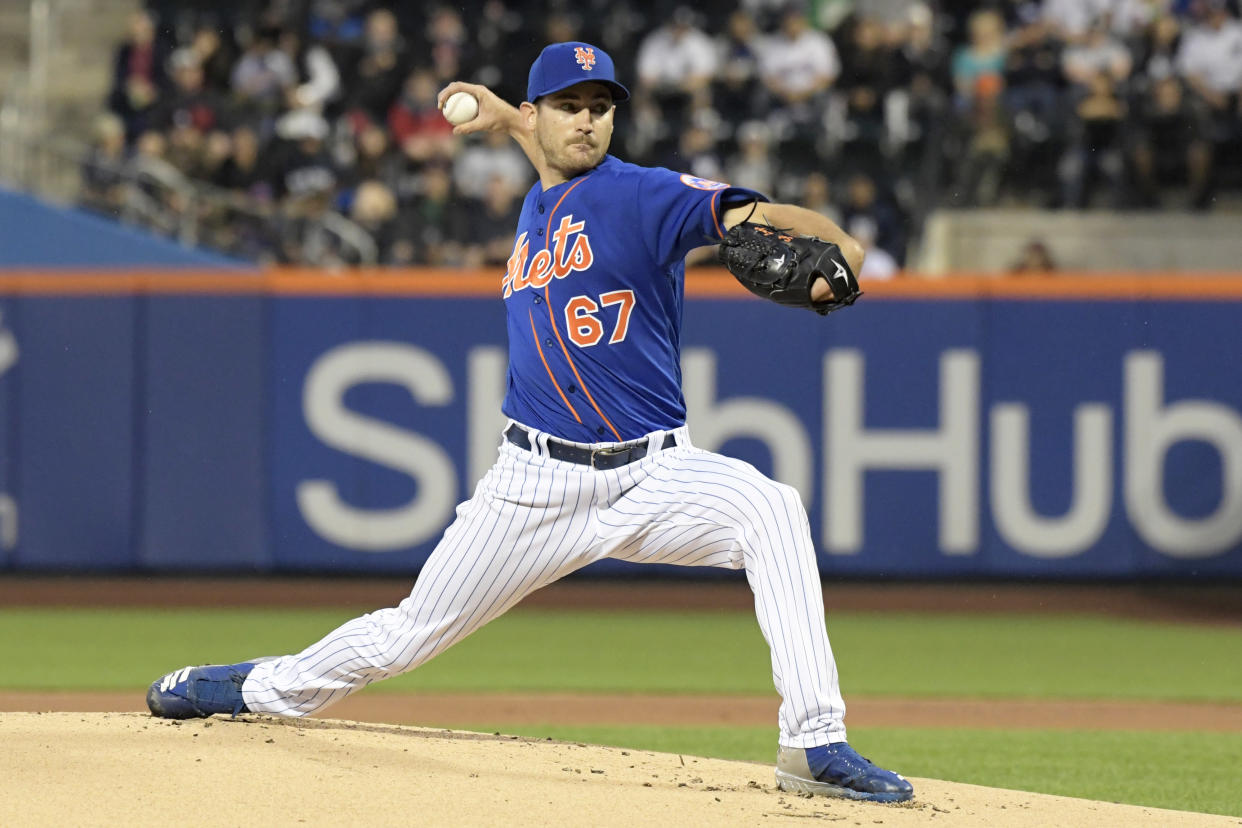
[3,606,1241,817]
[2,608,1240,702]
[440,724,1242,819]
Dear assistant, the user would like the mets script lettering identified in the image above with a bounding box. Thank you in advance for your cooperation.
[503,214,595,298]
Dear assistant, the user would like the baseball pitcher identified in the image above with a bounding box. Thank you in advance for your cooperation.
[147,41,911,804]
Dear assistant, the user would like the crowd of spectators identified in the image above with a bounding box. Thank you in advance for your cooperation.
[81,0,1242,272]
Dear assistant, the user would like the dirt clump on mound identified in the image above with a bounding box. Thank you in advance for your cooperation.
[0,713,1231,827]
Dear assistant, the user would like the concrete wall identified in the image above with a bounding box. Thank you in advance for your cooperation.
[916,209,1242,274]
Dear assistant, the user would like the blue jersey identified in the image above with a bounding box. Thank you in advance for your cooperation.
[500,155,766,443]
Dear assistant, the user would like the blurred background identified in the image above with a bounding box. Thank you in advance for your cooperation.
[0,0,1241,581]
[2,0,1241,273]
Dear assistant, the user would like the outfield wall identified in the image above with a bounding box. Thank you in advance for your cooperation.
[1,269,1240,577]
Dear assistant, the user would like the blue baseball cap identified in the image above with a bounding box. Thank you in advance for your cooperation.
[527,41,630,103]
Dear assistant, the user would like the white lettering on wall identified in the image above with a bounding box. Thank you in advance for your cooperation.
[0,312,16,377]
[1124,351,1242,557]
[0,309,17,553]
[683,349,813,502]
[824,349,980,555]
[467,347,508,488]
[991,404,1113,557]
[289,339,1242,563]
[0,494,15,551]
[297,342,457,551]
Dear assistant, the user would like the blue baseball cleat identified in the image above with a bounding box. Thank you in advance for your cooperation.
[146,662,261,719]
[775,742,914,803]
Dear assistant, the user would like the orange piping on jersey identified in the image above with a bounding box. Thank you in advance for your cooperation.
[710,190,725,239]
[529,308,581,423]
[542,176,623,442]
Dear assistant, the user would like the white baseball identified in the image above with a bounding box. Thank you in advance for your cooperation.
[442,91,479,126]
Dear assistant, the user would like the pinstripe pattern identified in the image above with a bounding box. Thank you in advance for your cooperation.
[243,423,845,748]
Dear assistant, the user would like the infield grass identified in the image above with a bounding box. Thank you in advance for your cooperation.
[3,607,1241,817]
[2,608,1240,702]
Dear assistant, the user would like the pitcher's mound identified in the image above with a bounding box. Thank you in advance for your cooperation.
[0,713,1229,826]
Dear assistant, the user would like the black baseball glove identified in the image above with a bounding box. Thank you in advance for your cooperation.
[718,221,862,315]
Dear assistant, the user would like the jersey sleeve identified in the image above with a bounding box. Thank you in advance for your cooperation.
[635,167,768,268]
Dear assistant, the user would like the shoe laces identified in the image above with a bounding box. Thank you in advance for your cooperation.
[808,743,881,784]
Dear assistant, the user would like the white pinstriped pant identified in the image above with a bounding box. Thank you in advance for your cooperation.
[243,422,847,748]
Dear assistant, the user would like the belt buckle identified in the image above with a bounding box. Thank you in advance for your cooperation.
[590,445,631,469]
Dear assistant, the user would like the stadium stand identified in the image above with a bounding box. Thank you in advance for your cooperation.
[2,0,1240,271]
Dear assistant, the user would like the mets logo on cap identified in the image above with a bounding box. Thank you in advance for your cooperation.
[574,46,596,70]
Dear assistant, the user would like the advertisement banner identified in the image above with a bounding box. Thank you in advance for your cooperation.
[0,271,1239,576]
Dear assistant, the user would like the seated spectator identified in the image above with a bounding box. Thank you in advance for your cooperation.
[275,187,344,267]
[895,1,951,92]
[107,10,167,141]
[79,113,129,217]
[187,22,236,95]
[1134,13,1183,84]
[348,122,402,192]
[348,179,400,263]
[1129,75,1213,207]
[308,0,369,57]
[890,3,952,192]
[618,95,672,162]
[472,0,527,104]
[713,9,765,123]
[836,17,896,176]
[1060,71,1127,207]
[951,9,1007,111]
[757,4,841,165]
[1009,238,1058,273]
[213,124,273,204]
[635,7,719,127]
[849,215,899,280]
[340,8,408,126]
[125,129,192,235]
[1003,11,1063,141]
[668,122,725,182]
[279,29,342,114]
[453,130,531,201]
[461,173,524,267]
[948,72,1010,206]
[725,120,778,196]
[1175,0,1242,202]
[1061,16,1133,93]
[1041,0,1117,44]
[837,16,898,99]
[153,48,221,137]
[1000,9,1064,202]
[841,172,905,263]
[270,110,338,203]
[164,120,207,179]
[1108,0,1165,40]
[198,129,234,187]
[392,162,469,266]
[424,6,474,87]
[230,25,297,123]
[388,67,456,166]
[798,170,841,225]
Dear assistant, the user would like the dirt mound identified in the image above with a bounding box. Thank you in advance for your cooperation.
[0,713,1231,827]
